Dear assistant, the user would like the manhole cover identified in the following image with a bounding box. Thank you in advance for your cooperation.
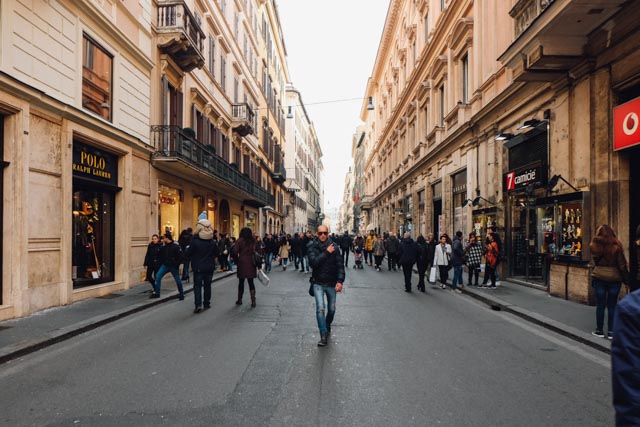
[96,294,123,299]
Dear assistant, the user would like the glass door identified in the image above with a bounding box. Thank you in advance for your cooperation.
[509,200,543,283]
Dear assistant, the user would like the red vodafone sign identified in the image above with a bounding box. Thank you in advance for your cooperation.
[614,97,640,151]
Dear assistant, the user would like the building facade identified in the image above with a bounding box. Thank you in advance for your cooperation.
[0,0,305,320]
[359,0,639,303]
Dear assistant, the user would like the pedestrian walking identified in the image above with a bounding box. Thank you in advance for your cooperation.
[397,232,418,292]
[416,235,431,292]
[217,233,231,272]
[291,233,303,270]
[339,231,353,267]
[464,232,483,286]
[611,288,640,425]
[308,225,345,347]
[365,230,375,266]
[433,234,452,289]
[279,235,291,270]
[590,224,630,339]
[185,222,218,313]
[481,233,499,289]
[385,232,400,271]
[629,224,640,293]
[373,234,386,271]
[487,225,503,285]
[301,231,312,273]
[451,231,465,292]
[425,233,437,287]
[151,233,185,300]
[231,227,259,307]
[178,227,192,282]
[143,234,162,292]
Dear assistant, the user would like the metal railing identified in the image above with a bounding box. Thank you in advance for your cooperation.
[232,103,257,132]
[157,1,205,54]
[150,125,273,206]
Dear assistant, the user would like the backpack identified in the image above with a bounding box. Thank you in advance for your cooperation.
[171,242,185,265]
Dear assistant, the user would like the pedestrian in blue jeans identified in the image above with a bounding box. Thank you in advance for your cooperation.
[151,233,185,300]
[185,221,218,313]
[308,225,345,347]
[589,224,629,339]
[451,231,465,292]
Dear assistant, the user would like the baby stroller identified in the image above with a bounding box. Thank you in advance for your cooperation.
[353,246,364,269]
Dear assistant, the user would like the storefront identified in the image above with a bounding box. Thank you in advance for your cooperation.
[71,142,119,288]
[451,170,467,235]
[0,116,5,304]
[158,184,181,236]
[472,207,497,239]
[432,181,442,237]
[245,209,257,233]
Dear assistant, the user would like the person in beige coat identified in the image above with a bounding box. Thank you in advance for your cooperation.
[279,235,292,271]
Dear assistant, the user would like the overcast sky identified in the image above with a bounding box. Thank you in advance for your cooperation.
[277,0,389,212]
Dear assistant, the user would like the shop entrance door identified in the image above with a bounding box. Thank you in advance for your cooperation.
[433,200,442,237]
[509,201,543,283]
[630,147,640,251]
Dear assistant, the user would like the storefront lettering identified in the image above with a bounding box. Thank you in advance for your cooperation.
[505,167,540,191]
[72,144,117,185]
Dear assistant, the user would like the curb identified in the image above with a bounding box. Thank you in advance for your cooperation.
[460,286,611,354]
[0,272,235,365]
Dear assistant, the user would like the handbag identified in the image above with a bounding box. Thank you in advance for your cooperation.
[252,251,263,268]
[258,269,270,287]
[429,266,437,283]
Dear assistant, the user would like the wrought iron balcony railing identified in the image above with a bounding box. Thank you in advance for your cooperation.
[150,125,273,206]
[231,103,256,137]
[157,1,205,72]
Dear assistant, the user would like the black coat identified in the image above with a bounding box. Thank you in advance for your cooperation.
[451,237,465,266]
[185,236,218,274]
[144,242,162,270]
[339,234,353,251]
[308,238,345,287]
[416,242,431,268]
[159,242,183,268]
[385,236,400,254]
[397,238,418,265]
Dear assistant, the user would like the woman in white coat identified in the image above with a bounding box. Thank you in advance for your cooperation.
[433,234,452,289]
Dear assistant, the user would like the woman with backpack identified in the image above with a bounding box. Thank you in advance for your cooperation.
[232,227,259,307]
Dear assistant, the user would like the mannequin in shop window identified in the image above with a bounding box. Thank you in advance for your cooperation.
[73,199,100,279]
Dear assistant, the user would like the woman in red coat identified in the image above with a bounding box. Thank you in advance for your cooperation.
[231,227,258,307]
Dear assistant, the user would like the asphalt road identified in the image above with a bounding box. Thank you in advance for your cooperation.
[0,262,613,426]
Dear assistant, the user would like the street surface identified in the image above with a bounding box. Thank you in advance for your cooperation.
[0,264,613,426]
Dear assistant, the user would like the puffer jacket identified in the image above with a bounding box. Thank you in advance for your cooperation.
[612,290,640,425]
[397,238,418,265]
[185,236,218,274]
[308,238,345,287]
[385,236,400,254]
[365,235,375,251]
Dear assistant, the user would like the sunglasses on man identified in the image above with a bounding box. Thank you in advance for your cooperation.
[317,231,329,236]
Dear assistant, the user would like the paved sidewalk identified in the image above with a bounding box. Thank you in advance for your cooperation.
[456,280,612,354]
[0,271,235,365]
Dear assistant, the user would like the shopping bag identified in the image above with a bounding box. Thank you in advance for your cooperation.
[480,263,486,273]
[258,269,270,287]
[429,266,437,283]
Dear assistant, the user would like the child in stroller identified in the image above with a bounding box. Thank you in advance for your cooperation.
[353,245,364,269]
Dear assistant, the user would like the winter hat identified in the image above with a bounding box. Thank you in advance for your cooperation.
[198,211,207,221]
[195,219,214,240]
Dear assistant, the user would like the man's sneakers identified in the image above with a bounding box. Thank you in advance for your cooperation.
[592,330,605,338]
[318,333,328,347]
[194,306,203,314]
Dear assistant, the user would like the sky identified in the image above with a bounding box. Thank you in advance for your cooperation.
[276,0,390,212]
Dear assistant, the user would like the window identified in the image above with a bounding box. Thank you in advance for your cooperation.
[424,13,429,43]
[441,0,446,10]
[82,35,112,121]
[234,77,239,103]
[220,55,226,91]
[209,36,216,76]
[439,85,445,125]
[461,54,469,103]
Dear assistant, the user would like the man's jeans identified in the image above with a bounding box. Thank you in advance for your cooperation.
[264,252,273,272]
[451,265,463,289]
[301,254,309,272]
[155,265,184,296]
[193,272,213,308]
[593,279,622,332]
[313,284,336,334]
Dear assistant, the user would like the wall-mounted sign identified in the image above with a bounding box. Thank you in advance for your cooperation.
[504,166,542,192]
[614,97,640,151]
[72,142,118,186]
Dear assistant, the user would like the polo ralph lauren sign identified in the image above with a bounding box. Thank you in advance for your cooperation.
[72,143,118,186]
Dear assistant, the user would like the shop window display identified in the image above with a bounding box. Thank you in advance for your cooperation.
[558,202,583,258]
[72,190,114,286]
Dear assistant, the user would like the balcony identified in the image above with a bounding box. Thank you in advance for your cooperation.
[150,126,274,208]
[272,162,286,184]
[500,0,625,82]
[157,1,205,72]
[231,104,256,137]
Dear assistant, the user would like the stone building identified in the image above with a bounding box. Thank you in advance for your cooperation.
[0,0,299,320]
[359,0,640,303]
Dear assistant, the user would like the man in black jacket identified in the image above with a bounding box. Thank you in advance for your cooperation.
[385,232,400,271]
[152,233,185,300]
[397,232,418,292]
[185,231,219,313]
[339,231,353,267]
[308,225,345,347]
